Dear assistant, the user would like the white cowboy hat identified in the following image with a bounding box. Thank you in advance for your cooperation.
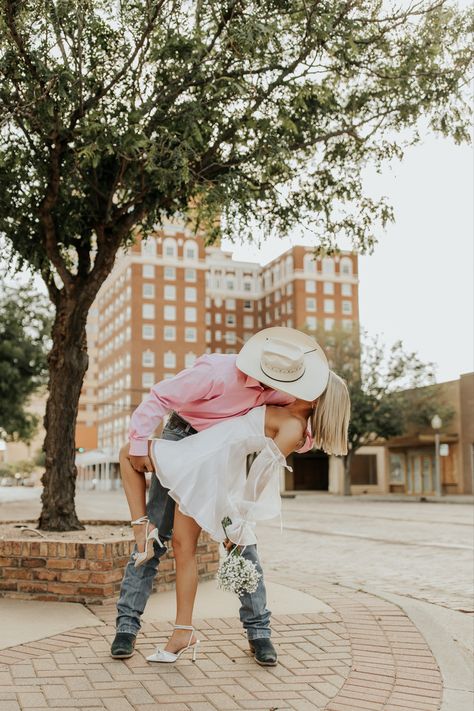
[236,327,329,401]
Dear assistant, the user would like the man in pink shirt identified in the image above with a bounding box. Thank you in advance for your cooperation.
[112,333,327,666]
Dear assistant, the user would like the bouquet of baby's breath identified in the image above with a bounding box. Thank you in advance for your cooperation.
[216,517,262,596]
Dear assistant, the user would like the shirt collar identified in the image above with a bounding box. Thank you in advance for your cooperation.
[244,374,264,390]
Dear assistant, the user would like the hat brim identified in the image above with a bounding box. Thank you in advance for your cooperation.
[236,327,329,401]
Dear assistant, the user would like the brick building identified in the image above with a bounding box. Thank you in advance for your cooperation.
[76,220,359,489]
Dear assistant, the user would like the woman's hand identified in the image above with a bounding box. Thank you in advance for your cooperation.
[223,537,239,553]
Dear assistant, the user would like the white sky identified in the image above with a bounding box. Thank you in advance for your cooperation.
[222,134,474,383]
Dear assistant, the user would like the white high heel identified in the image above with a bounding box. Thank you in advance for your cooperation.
[146,624,200,663]
[131,515,166,568]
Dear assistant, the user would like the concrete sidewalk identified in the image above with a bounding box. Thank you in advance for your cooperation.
[0,576,445,711]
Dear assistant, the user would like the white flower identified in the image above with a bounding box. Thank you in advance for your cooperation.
[216,550,262,596]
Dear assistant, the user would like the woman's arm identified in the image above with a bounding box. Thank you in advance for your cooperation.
[274,417,307,457]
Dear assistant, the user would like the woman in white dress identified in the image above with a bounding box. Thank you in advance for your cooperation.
[120,330,350,663]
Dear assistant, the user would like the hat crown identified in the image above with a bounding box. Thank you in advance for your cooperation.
[260,338,305,382]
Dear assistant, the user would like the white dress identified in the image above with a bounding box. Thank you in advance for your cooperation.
[149,405,292,546]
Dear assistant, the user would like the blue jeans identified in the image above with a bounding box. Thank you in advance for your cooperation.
[116,419,272,641]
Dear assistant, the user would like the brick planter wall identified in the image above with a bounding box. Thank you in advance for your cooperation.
[0,527,220,604]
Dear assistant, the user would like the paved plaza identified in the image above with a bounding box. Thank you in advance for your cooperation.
[0,490,472,710]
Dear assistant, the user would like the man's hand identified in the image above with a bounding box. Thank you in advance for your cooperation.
[128,455,154,473]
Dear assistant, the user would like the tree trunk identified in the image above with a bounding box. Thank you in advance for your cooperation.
[38,294,89,531]
[343,452,353,496]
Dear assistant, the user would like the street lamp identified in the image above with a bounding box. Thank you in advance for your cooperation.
[431,415,442,497]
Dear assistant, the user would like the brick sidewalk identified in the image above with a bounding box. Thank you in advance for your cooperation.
[0,579,442,711]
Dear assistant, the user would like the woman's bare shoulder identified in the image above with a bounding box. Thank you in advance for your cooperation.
[265,406,306,434]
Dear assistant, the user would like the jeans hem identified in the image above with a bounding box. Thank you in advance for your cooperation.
[116,627,138,637]
[247,632,272,641]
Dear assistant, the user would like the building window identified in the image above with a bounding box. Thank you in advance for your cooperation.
[205,313,211,325]
[286,318,293,327]
[142,324,155,340]
[341,283,352,296]
[184,239,198,260]
[243,331,253,342]
[205,329,211,342]
[215,313,222,324]
[340,257,353,275]
[304,253,317,272]
[185,327,197,342]
[164,285,176,300]
[322,256,335,274]
[324,282,335,295]
[142,372,154,388]
[342,300,352,315]
[286,283,293,296]
[214,297,222,308]
[185,287,197,302]
[141,238,156,257]
[324,318,334,331]
[226,314,236,326]
[226,299,236,310]
[143,283,155,299]
[163,237,177,258]
[143,264,154,278]
[142,350,155,367]
[185,268,196,282]
[306,297,316,312]
[164,326,176,341]
[306,316,317,331]
[324,299,335,313]
[225,348,237,354]
[163,373,175,379]
[142,303,155,320]
[305,280,316,293]
[342,319,353,332]
[215,330,222,341]
[185,307,197,322]
[226,277,235,290]
[185,352,197,368]
[225,332,237,344]
[164,266,176,280]
[244,300,252,310]
[243,315,254,329]
[243,281,252,292]
[164,351,176,368]
[164,305,176,321]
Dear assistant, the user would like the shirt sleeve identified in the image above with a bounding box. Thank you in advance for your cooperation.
[295,427,314,454]
[128,356,216,456]
[225,442,291,546]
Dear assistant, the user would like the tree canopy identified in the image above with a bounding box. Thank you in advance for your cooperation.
[0,281,52,443]
[1,0,472,294]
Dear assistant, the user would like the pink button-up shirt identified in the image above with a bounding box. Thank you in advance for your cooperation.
[129,353,314,456]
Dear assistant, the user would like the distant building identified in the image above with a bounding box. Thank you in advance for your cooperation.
[76,219,359,488]
[326,372,474,496]
[383,372,474,496]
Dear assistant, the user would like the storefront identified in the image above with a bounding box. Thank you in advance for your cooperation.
[387,435,460,495]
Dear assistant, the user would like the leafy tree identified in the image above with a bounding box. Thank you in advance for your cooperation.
[0,1,471,528]
[319,326,453,495]
[0,281,52,444]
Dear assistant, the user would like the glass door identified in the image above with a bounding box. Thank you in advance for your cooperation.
[408,453,435,495]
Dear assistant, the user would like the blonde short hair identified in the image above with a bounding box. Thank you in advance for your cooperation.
[311,370,350,456]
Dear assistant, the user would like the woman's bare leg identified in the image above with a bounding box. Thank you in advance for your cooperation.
[119,443,155,553]
[165,506,201,653]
